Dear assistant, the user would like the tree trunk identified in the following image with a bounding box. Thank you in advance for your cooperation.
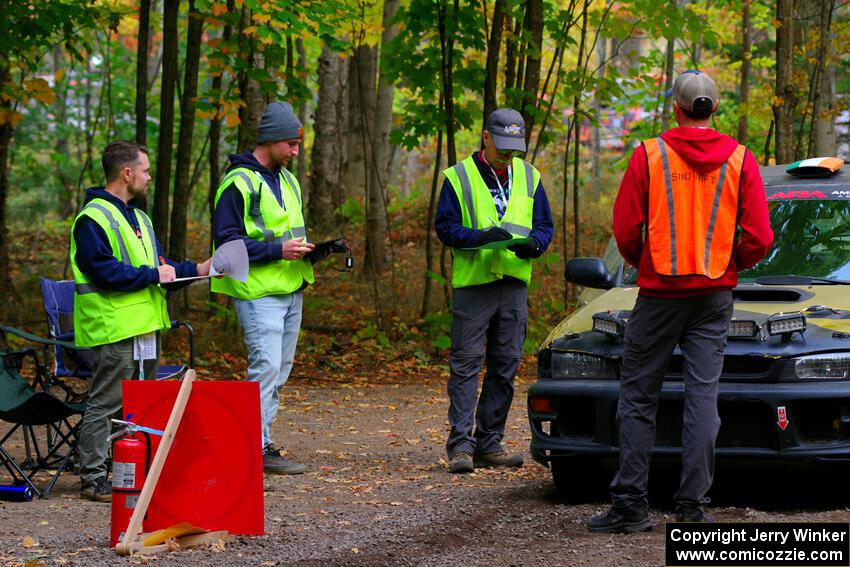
[152,0,179,247]
[168,0,202,263]
[736,0,752,143]
[660,35,676,132]
[296,38,309,185]
[342,44,377,195]
[309,45,346,231]
[363,0,401,273]
[237,6,264,152]
[53,45,75,218]
[812,0,836,156]
[504,15,517,105]
[208,6,232,239]
[520,0,543,144]
[421,128,443,319]
[439,0,458,166]
[483,0,506,130]
[572,0,588,261]
[0,114,16,317]
[135,0,152,146]
[773,0,796,163]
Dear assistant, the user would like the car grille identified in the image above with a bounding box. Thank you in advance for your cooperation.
[666,355,775,380]
[609,400,780,449]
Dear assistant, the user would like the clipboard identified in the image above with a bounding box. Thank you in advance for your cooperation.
[461,236,535,251]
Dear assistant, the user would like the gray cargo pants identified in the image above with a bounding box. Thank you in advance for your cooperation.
[446,278,527,459]
[78,336,159,486]
[610,290,733,512]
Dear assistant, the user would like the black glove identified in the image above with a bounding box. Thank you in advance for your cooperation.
[470,227,512,247]
[508,239,540,259]
[305,238,350,264]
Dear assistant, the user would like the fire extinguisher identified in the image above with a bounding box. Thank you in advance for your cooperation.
[109,429,152,547]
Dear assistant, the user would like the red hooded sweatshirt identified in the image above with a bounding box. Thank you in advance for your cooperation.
[612,127,774,298]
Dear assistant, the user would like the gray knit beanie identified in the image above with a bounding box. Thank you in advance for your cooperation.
[257,101,303,143]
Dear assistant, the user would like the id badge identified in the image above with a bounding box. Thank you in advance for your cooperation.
[133,332,157,361]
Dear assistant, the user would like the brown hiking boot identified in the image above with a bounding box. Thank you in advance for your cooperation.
[80,476,112,502]
[448,452,473,474]
[473,451,524,468]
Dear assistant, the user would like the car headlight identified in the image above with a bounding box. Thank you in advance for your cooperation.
[551,352,618,379]
[794,354,850,380]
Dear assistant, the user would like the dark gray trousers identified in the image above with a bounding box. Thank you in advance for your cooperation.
[78,336,159,486]
[610,290,733,512]
[446,278,527,459]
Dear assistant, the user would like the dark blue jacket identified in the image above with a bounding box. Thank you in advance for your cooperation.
[73,188,197,291]
[212,151,287,264]
[435,152,554,254]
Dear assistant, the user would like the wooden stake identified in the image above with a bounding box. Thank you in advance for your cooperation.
[115,370,195,556]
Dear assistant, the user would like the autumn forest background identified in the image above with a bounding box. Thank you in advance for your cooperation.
[1,0,848,374]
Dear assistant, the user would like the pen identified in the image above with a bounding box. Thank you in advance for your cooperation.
[159,255,166,266]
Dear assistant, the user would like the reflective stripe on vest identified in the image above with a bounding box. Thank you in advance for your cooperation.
[442,156,539,288]
[86,202,132,265]
[220,168,305,244]
[69,199,170,347]
[645,137,746,279]
[450,157,536,230]
[212,166,314,300]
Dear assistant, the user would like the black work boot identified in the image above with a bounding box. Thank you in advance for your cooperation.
[675,506,715,523]
[263,444,306,475]
[587,506,652,533]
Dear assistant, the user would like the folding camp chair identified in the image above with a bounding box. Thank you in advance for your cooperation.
[0,325,84,498]
[40,278,195,384]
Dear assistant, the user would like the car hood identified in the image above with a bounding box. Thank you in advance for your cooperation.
[541,285,850,358]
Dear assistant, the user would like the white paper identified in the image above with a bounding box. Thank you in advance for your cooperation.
[133,332,157,361]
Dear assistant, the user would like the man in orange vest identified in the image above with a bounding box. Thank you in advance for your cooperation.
[588,70,773,532]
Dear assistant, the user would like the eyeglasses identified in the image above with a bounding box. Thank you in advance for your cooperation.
[494,149,524,160]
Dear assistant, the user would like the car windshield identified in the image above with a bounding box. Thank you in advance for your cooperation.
[739,200,850,282]
[621,199,850,285]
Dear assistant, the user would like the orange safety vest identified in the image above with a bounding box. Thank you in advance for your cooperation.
[644,137,746,279]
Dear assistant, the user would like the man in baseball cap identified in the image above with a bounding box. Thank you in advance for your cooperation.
[433,108,554,474]
[668,69,718,118]
[588,69,772,532]
[485,108,528,153]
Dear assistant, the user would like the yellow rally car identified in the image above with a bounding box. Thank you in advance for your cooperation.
[528,163,850,498]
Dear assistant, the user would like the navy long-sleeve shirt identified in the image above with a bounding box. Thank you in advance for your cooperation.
[73,188,197,291]
[212,151,287,264]
[434,152,554,253]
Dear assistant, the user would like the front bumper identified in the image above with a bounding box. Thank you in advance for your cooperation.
[528,379,850,466]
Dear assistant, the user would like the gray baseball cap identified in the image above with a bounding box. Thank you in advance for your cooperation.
[670,70,718,113]
[486,108,527,152]
[257,101,304,143]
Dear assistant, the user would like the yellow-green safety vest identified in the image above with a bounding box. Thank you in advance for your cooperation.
[70,198,170,347]
[442,156,540,288]
[211,166,314,300]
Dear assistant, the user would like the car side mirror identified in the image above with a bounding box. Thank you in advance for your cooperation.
[565,258,615,290]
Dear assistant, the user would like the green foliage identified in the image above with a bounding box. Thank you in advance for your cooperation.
[336,196,366,224]
[385,0,487,149]
[0,1,120,125]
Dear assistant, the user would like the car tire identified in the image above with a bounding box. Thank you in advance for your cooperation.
[551,457,609,503]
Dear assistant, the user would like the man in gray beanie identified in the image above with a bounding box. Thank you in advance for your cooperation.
[212,101,334,474]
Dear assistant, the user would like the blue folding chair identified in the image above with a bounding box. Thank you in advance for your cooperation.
[39,278,195,384]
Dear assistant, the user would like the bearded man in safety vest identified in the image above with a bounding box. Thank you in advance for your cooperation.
[213,102,342,475]
[71,141,211,502]
[435,108,554,474]
[588,70,774,532]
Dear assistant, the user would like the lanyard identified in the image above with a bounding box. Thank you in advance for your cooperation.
[486,162,512,212]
